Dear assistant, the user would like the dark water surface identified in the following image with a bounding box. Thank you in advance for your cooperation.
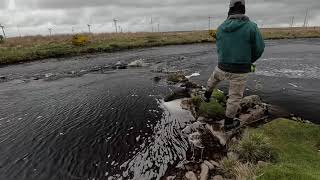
[0,39,320,180]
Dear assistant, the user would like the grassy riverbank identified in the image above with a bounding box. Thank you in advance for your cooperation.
[254,119,320,180]
[1,27,320,65]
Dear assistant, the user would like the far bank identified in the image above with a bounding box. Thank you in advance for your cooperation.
[1,27,320,65]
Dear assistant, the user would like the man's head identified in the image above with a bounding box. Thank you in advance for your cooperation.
[228,0,246,16]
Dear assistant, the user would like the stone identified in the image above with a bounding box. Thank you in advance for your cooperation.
[164,88,190,102]
[128,59,146,67]
[182,121,206,135]
[205,123,228,146]
[209,160,220,168]
[200,163,209,180]
[203,160,215,170]
[185,171,198,180]
[0,76,6,80]
[212,175,224,180]
[240,95,263,112]
[181,81,201,89]
[153,76,162,82]
[239,105,268,125]
[258,161,268,167]
[112,61,128,69]
[227,152,239,160]
[45,73,54,78]
[167,73,188,83]
[188,132,204,148]
[166,176,176,180]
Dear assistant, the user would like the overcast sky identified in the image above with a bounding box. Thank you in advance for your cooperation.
[0,0,320,37]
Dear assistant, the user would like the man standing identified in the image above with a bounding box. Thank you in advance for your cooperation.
[205,0,265,131]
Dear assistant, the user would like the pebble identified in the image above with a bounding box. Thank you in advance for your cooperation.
[185,171,197,180]
[212,175,224,180]
[209,160,220,168]
[203,160,215,170]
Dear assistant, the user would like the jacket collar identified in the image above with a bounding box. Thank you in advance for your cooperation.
[227,14,249,21]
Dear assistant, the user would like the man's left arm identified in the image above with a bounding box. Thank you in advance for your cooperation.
[251,24,265,63]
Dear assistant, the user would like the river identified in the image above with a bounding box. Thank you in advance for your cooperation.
[0,38,319,180]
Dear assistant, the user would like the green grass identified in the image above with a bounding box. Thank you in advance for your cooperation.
[232,130,277,163]
[252,119,320,180]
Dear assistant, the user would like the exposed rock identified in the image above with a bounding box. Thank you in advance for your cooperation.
[182,121,206,135]
[112,61,128,69]
[209,160,220,168]
[227,152,239,160]
[240,95,263,112]
[200,163,209,180]
[212,175,224,180]
[166,176,176,180]
[181,81,202,89]
[128,59,146,67]
[258,161,268,167]
[185,171,198,180]
[153,76,162,82]
[164,88,191,102]
[188,132,205,148]
[45,73,54,78]
[239,104,268,125]
[205,123,228,146]
[167,73,188,83]
[203,160,215,170]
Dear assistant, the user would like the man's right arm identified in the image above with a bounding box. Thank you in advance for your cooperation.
[251,24,265,63]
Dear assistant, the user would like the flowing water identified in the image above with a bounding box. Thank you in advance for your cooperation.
[0,39,320,180]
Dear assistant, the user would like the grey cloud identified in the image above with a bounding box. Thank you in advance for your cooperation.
[0,0,320,37]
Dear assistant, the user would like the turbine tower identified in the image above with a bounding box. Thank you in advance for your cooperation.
[113,19,118,33]
[0,24,6,39]
[87,24,91,33]
[48,28,52,36]
[303,9,309,27]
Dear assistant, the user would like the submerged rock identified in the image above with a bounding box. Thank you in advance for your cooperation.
[128,59,146,67]
[0,75,6,80]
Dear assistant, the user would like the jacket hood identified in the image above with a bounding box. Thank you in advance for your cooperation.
[221,15,249,33]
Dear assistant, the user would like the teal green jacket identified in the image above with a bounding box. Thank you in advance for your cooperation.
[216,17,265,73]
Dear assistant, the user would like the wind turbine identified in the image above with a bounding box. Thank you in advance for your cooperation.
[113,19,118,33]
[87,24,91,33]
[48,28,52,36]
[0,24,6,39]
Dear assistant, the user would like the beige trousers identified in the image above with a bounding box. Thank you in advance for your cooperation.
[207,66,248,118]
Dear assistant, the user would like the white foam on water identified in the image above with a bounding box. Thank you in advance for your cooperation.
[288,83,299,88]
[118,99,193,180]
[255,67,320,79]
[186,72,200,79]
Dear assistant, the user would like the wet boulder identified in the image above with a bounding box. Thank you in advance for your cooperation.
[167,73,188,83]
[181,81,202,89]
[112,61,128,69]
[128,59,146,67]
[164,88,191,102]
[239,104,268,125]
[240,95,263,112]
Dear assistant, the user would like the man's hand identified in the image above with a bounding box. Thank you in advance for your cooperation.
[204,90,213,102]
